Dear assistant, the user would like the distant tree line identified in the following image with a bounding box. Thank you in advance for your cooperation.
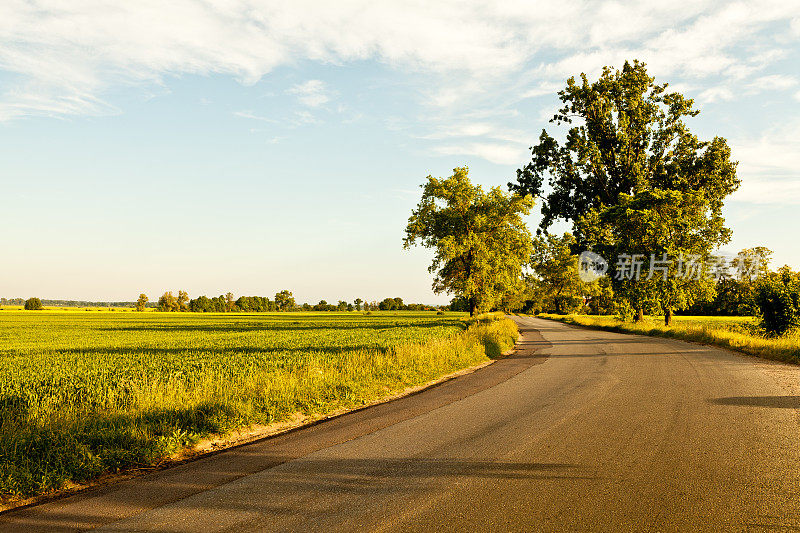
[1,298,151,308]
[3,293,441,313]
[144,290,438,313]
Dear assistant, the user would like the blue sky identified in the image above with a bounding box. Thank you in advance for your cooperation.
[1,1,799,304]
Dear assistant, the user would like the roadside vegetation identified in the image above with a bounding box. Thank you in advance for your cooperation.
[0,311,517,498]
[538,314,800,364]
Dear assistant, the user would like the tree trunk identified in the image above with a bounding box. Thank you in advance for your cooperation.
[469,296,477,317]
[665,307,673,326]
[635,307,644,322]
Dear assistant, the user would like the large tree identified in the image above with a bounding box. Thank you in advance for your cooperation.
[157,291,178,312]
[275,290,296,311]
[510,60,739,323]
[135,293,148,312]
[405,167,533,316]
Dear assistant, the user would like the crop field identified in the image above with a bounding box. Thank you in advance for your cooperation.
[0,310,518,498]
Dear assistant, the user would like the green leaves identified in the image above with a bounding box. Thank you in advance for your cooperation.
[512,60,740,323]
[755,267,800,336]
[405,167,534,315]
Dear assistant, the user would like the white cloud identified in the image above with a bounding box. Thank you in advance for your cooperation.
[423,122,526,143]
[697,86,735,103]
[434,142,527,166]
[1,0,799,122]
[731,120,800,204]
[233,110,278,123]
[747,74,798,92]
[294,110,320,125]
[521,82,564,99]
[287,80,330,107]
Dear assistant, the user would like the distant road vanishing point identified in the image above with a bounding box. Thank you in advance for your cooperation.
[3,316,800,532]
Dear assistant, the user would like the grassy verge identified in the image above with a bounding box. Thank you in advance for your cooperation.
[537,313,800,364]
[0,312,517,499]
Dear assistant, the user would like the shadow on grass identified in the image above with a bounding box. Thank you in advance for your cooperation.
[59,344,397,357]
[0,401,241,497]
[99,319,466,334]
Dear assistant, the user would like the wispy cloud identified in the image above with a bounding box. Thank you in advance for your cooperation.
[287,80,330,107]
[1,0,800,182]
[233,110,278,123]
[1,1,798,121]
[747,74,798,92]
[697,86,735,104]
[731,119,800,204]
[434,142,527,166]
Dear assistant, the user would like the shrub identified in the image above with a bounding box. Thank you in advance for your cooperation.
[755,268,800,336]
[24,298,43,310]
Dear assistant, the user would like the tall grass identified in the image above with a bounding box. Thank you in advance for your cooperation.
[538,313,800,364]
[0,311,517,498]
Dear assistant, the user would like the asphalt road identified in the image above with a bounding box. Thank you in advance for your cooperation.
[4,316,800,532]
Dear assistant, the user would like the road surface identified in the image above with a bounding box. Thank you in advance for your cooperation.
[3,316,800,531]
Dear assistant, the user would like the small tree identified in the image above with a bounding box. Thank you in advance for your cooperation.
[177,290,189,311]
[530,233,586,314]
[405,167,534,315]
[136,293,148,312]
[24,297,43,310]
[225,292,236,312]
[354,298,363,311]
[755,266,800,336]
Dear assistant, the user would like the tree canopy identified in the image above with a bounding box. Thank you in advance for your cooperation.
[755,266,800,336]
[135,293,148,312]
[24,297,43,310]
[510,61,739,323]
[405,167,533,315]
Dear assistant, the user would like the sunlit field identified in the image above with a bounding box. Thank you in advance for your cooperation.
[538,313,799,365]
[0,310,517,498]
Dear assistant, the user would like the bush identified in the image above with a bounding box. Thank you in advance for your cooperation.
[24,298,43,310]
[755,268,800,336]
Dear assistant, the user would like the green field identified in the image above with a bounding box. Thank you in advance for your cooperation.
[0,310,518,498]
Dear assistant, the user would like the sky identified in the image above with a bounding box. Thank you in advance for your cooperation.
[1,1,799,304]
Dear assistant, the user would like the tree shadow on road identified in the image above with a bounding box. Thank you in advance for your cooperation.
[709,395,800,408]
